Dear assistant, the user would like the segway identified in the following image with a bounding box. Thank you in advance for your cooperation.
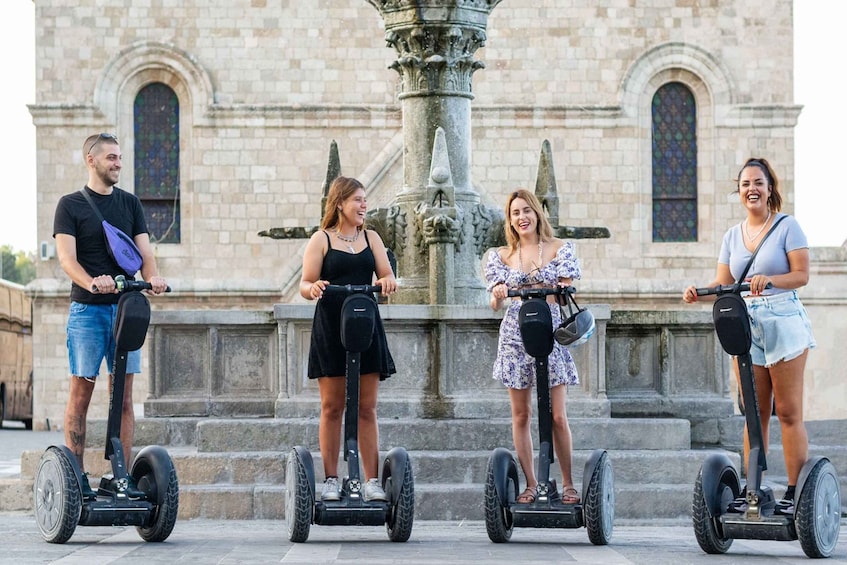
[692,283,841,558]
[34,275,178,544]
[286,284,414,543]
[484,286,614,544]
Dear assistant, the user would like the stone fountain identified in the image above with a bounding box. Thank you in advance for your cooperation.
[259,0,610,306]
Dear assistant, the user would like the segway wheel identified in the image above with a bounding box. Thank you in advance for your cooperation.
[132,445,179,542]
[286,447,314,543]
[33,447,81,544]
[796,459,841,558]
[692,466,733,554]
[584,451,614,545]
[483,450,516,543]
[384,450,415,542]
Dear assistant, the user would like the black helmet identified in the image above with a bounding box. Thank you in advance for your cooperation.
[554,307,595,347]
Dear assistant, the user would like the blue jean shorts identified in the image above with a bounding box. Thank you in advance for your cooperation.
[66,301,142,378]
[746,290,815,368]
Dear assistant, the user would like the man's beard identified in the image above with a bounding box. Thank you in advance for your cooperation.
[96,166,119,187]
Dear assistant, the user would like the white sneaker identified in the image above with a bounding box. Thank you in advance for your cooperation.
[364,478,387,502]
[321,477,341,501]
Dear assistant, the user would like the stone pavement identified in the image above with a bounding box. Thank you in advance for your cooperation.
[0,512,845,565]
[2,425,846,564]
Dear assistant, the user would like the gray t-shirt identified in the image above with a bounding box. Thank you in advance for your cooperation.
[718,213,808,296]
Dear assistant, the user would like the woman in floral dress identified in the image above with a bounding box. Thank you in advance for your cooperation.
[485,188,582,505]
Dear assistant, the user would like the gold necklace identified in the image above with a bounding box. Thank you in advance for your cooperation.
[518,240,543,281]
[335,227,360,253]
[744,210,772,241]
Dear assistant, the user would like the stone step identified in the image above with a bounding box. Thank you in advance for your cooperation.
[189,417,691,453]
[716,416,847,451]
[738,445,847,482]
[274,395,613,419]
[81,416,692,452]
[21,447,731,486]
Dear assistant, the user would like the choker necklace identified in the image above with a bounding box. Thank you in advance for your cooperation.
[518,240,543,282]
[744,210,772,241]
[335,228,360,253]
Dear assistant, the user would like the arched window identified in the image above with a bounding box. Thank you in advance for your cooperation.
[134,83,180,243]
[651,82,697,242]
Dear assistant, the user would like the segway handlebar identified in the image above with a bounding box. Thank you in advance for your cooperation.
[507,285,576,300]
[695,282,771,296]
[323,283,382,295]
[92,274,172,293]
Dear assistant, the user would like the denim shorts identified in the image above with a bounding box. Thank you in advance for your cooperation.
[745,290,816,368]
[66,301,142,378]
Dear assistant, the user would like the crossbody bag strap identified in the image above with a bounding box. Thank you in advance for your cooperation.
[79,187,106,224]
[734,214,788,289]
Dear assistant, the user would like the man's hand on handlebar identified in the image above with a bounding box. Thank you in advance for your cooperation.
[91,275,171,294]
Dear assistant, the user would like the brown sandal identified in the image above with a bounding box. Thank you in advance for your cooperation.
[561,486,580,504]
[517,486,537,504]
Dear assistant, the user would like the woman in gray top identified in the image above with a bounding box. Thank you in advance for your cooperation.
[683,157,815,514]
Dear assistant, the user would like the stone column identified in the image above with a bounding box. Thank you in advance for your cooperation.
[366,0,503,305]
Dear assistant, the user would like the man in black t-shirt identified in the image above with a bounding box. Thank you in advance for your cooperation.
[52,133,168,500]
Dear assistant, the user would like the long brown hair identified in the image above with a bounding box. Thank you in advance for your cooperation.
[320,176,366,231]
[503,188,554,254]
[736,157,783,212]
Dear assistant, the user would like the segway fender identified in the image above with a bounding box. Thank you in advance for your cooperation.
[701,452,739,518]
[490,447,518,506]
[795,455,827,504]
[292,445,316,502]
[132,445,173,503]
[382,446,410,501]
[49,444,86,496]
[581,449,606,503]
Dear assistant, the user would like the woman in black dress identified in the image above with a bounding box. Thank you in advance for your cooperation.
[299,176,397,502]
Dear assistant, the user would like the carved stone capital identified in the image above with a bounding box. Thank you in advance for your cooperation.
[368,1,502,98]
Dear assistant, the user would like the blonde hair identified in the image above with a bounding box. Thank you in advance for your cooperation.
[503,188,554,254]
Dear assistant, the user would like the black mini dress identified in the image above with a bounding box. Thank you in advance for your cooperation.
[307,230,396,380]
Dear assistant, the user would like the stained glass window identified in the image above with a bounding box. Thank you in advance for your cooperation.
[134,83,180,243]
[651,82,697,242]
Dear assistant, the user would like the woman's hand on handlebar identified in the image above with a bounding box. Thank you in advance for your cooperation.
[491,282,508,301]
[375,276,397,297]
[746,274,772,296]
[309,280,328,300]
[682,284,698,303]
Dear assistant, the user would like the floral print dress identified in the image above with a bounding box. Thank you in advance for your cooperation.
[484,242,582,390]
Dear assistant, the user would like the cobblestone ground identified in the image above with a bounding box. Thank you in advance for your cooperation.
[1,513,845,565]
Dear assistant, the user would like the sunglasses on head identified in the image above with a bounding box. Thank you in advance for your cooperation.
[86,132,118,155]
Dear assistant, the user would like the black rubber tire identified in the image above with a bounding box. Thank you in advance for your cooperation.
[33,447,80,544]
[796,459,841,558]
[483,453,515,543]
[584,451,614,545]
[133,446,179,542]
[692,466,733,554]
[285,448,313,543]
[385,456,415,542]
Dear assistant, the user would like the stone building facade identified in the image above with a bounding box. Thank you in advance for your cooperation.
[28,1,846,428]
